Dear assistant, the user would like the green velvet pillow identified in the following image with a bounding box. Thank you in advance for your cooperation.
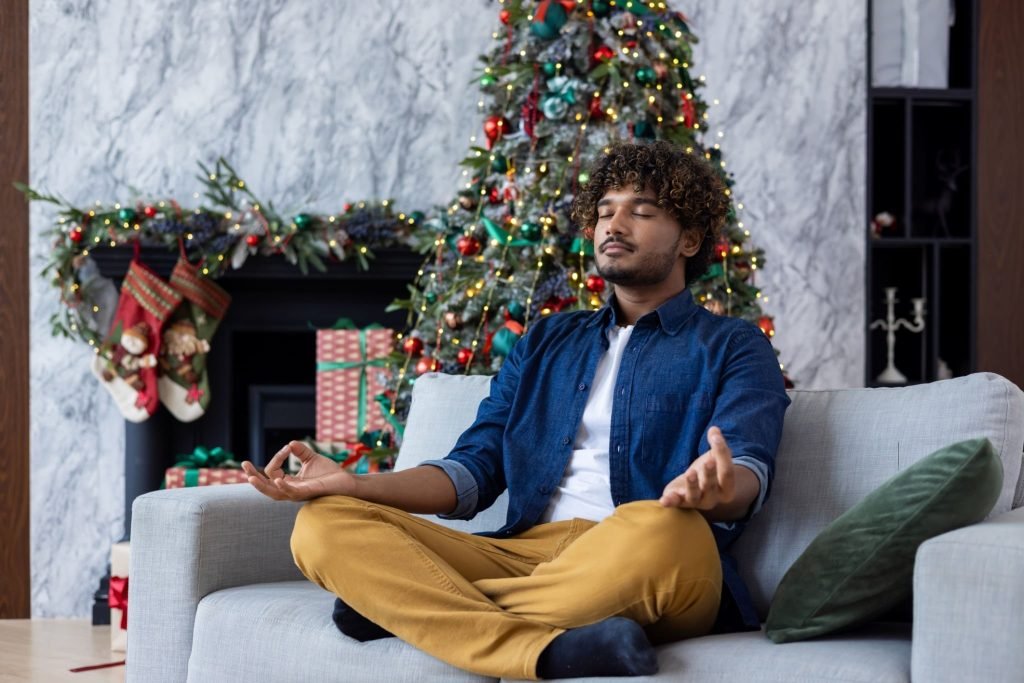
[765,437,1003,644]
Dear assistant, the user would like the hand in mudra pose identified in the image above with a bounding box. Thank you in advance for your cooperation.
[242,440,355,501]
[659,426,738,510]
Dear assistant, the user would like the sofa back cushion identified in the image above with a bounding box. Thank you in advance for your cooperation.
[732,372,1024,619]
[394,372,510,533]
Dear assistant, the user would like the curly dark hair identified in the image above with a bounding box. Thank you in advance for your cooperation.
[571,140,730,286]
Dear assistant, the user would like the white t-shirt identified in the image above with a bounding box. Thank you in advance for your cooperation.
[540,325,634,523]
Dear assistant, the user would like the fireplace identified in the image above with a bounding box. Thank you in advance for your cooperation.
[90,245,420,622]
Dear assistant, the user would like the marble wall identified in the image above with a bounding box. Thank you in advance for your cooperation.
[28,0,865,616]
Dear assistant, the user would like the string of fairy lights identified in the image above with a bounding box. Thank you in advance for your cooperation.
[27,0,784,427]
[383,0,780,415]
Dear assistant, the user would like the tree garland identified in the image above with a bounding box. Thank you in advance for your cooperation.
[18,157,422,345]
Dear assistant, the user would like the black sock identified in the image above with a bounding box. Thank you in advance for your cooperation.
[536,617,658,679]
[331,597,395,642]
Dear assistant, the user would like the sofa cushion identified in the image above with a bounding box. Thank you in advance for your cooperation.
[501,624,912,683]
[764,437,1003,643]
[733,373,1024,619]
[395,372,510,533]
[188,581,495,683]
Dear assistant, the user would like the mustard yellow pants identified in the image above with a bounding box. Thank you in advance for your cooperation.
[290,496,722,680]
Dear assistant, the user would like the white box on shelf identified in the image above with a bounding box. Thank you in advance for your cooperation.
[872,0,953,88]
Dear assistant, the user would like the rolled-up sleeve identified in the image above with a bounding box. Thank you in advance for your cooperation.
[420,459,479,519]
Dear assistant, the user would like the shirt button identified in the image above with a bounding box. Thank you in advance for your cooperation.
[616,444,623,453]
[578,383,586,391]
[562,436,571,445]
[619,388,625,396]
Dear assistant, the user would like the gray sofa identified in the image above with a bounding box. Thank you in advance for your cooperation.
[127,371,1024,683]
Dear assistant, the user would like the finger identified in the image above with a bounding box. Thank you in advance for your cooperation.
[697,457,718,497]
[682,470,701,506]
[246,470,287,500]
[241,461,267,479]
[659,490,682,507]
[264,444,293,480]
[660,469,690,506]
[274,475,324,501]
[708,426,731,456]
[708,427,735,491]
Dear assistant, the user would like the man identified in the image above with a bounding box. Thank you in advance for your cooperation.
[243,140,790,680]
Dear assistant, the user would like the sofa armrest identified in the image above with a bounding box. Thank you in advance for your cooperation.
[126,485,303,683]
[912,506,1024,683]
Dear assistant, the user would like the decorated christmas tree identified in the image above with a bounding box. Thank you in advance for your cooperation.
[387,0,781,413]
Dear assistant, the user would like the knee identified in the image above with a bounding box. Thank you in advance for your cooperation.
[612,502,720,579]
[290,495,366,574]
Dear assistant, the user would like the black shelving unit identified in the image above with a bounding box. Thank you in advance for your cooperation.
[866,0,977,386]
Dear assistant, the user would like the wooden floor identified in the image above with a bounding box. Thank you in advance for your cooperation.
[0,620,124,682]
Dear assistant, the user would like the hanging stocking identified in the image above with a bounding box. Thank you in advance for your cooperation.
[158,257,231,422]
[92,259,183,422]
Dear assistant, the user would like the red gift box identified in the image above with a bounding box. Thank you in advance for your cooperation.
[315,322,394,442]
[164,467,248,488]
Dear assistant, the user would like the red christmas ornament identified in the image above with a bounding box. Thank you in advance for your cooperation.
[542,296,578,313]
[585,274,606,293]
[402,336,425,357]
[143,205,157,218]
[757,316,776,338]
[625,40,638,49]
[342,202,353,213]
[681,96,697,128]
[521,89,543,139]
[415,357,442,375]
[69,227,84,243]
[589,95,605,120]
[245,234,261,247]
[456,235,482,256]
[488,186,502,205]
[592,45,615,62]
[456,347,474,366]
[715,238,731,260]
[499,8,511,24]
[483,115,511,149]
[503,185,519,202]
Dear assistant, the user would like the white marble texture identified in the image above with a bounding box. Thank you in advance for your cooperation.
[29,0,866,616]
[687,2,866,389]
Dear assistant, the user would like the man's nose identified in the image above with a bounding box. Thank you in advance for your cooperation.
[606,210,628,235]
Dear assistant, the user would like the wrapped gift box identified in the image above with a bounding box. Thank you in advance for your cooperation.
[164,466,248,488]
[315,322,394,442]
[110,541,130,652]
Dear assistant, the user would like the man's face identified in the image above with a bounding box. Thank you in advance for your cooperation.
[592,187,696,287]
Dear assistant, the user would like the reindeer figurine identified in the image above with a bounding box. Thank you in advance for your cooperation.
[918,148,968,237]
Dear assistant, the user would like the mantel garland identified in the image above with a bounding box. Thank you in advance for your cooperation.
[17,158,423,346]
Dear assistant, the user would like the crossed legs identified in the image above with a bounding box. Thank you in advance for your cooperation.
[290,496,721,680]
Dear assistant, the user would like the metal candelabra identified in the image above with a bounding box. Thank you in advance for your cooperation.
[869,287,926,384]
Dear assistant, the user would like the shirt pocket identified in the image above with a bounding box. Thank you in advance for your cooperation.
[640,391,712,464]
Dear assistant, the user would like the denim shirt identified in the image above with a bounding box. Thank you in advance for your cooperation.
[422,288,791,629]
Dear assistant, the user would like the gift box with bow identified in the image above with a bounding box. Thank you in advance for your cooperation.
[315,318,396,442]
[110,541,130,652]
[163,446,247,489]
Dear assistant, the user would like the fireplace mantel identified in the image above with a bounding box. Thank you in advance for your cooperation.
[89,245,420,623]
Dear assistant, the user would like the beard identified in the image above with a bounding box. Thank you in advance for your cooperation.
[596,237,681,287]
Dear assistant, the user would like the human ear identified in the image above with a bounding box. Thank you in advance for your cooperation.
[679,229,702,258]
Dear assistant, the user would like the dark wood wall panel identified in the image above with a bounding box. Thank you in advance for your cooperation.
[0,0,31,618]
[978,0,1024,389]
